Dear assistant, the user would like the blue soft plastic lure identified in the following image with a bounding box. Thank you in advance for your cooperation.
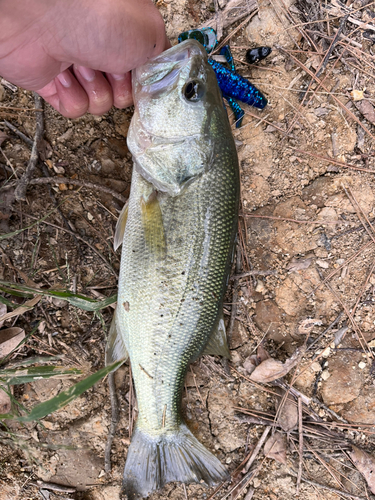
[178,28,268,127]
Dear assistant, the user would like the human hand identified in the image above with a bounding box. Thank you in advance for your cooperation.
[0,0,169,118]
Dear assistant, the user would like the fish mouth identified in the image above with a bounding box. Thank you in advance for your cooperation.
[132,39,208,94]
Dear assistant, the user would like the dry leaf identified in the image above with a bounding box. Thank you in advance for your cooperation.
[257,344,270,363]
[0,295,41,324]
[243,355,257,375]
[274,387,298,432]
[0,384,11,413]
[250,347,306,383]
[297,318,322,335]
[264,432,287,464]
[0,327,25,357]
[349,446,375,494]
[0,131,9,147]
[350,89,364,101]
[355,100,375,125]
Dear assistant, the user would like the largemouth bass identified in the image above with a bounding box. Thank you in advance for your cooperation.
[106,39,239,498]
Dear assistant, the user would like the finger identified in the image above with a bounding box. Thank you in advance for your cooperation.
[73,66,113,115]
[106,72,132,109]
[37,69,89,118]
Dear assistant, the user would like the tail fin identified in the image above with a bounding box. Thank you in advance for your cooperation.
[123,424,229,499]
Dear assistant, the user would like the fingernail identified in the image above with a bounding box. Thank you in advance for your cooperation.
[57,71,72,88]
[111,73,126,81]
[77,66,96,82]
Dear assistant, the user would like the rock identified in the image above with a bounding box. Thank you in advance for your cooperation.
[325,185,374,215]
[275,277,306,316]
[0,484,20,500]
[88,486,122,500]
[245,0,294,46]
[208,384,245,452]
[342,386,375,424]
[41,446,103,490]
[108,137,129,158]
[231,320,250,349]
[114,111,131,137]
[294,361,318,392]
[321,351,363,405]
[254,300,283,339]
[242,174,271,210]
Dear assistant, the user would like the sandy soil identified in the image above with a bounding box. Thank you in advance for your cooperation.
[1,0,375,499]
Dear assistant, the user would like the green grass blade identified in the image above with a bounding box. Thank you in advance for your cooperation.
[0,295,19,309]
[0,280,116,312]
[6,355,64,369]
[0,365,82,385]
[0,359,124,422]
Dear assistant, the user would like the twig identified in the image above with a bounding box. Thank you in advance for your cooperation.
[316,14,349,79]
[3,120,33,146]
[244,426,271,472]
[34,481,76,493]
[287,469,369,500]
[28,176,127,204]
[231,270,277,279]
[15,93,44,200]
[227,244,242,348]
[242,213,338,224]
[297,397,303,493]
[286,146,375,174]
[277,46,375,142]
[105,372,119,472]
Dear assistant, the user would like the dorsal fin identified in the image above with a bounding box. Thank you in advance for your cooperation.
[114,201,129,251]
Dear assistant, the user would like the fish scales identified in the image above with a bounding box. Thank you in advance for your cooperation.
[108,39,240,498]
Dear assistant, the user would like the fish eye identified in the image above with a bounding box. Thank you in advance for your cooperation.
[183,79,205,102]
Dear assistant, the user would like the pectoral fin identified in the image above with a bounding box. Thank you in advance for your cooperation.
[105,313,129,366]
[141,191,166,257]
[114,201,129,251]
[202,311,230,358]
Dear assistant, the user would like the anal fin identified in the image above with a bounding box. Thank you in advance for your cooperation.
[141,191,166,257]
[105,313,129,366]
[114,201,129,251]
[202,311,230,358]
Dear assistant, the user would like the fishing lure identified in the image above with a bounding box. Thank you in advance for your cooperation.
[246,46,272,64]
[178,28,268,127]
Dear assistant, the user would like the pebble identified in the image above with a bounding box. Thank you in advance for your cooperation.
[311,361,322,372]
[321,370,330,381]
[321,352,363,405]
[316,259,329,269]
[358,361,367,370]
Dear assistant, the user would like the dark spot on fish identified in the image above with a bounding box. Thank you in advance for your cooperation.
[160,314,163,317]
[123,301,130,312]
[181,271,185,275]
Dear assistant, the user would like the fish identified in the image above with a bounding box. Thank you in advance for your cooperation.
[106,39,240,499]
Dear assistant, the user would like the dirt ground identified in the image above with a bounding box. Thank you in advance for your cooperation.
[1,0,375,499]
